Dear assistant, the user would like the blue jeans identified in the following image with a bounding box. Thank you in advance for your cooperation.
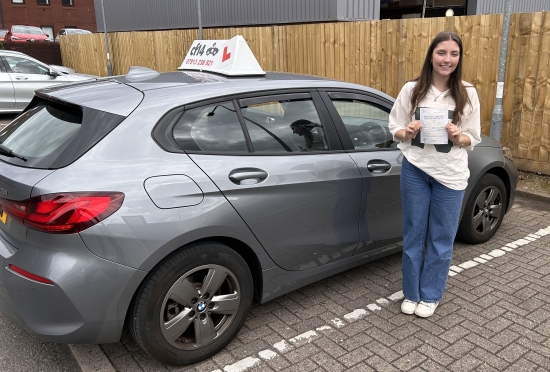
[401,157,465,303]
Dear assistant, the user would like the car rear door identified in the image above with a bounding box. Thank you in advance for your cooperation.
[0,58,15,110]
[171,91,363,271]
[4,55,69,110]
[319,90,403,255]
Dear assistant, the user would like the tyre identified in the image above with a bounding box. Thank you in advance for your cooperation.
[457,173,507,244]
[129,242,253,366]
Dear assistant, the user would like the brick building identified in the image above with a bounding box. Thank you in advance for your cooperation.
[0,0,96,39]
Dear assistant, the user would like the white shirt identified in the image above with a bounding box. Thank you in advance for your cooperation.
[389,81,482,190]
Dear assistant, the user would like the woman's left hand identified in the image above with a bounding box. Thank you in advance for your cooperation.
[446,122,461,144]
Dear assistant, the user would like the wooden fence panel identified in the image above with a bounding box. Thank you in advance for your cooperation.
[541,13,550,165]
[526,12,547,161]
[59,13,550,175]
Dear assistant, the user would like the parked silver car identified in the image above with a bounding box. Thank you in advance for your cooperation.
[0,50,96,113]
[0,68,517,366]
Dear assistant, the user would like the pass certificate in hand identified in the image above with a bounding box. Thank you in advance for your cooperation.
[419,107,449,144]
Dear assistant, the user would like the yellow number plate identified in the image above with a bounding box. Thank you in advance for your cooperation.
[0,211,7,224]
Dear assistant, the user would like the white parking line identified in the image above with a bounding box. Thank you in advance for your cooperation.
[209,224,550,372]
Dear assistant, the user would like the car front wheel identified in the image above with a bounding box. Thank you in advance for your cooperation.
[457,173,507,244]
[129,242,253,366]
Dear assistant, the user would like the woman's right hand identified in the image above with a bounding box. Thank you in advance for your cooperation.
[403,121,422,140]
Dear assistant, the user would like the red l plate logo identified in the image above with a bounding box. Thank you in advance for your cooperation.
[222,46,231,62]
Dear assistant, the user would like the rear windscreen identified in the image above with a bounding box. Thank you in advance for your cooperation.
[0,100,125,169]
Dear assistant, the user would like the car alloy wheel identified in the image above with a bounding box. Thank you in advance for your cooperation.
[457,174,507,244]
[160,263,240,350]
[130,242,253,366]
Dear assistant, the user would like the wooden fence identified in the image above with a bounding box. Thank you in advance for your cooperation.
[60,12,550,175]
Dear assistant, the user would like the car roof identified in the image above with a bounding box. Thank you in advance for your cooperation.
[37,68,395,116]
[0,50,26,55]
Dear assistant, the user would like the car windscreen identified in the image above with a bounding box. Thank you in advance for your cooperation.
[0,100,125,169]
[13,26,44,35]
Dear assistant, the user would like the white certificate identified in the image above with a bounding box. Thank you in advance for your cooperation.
[419,107,449,144]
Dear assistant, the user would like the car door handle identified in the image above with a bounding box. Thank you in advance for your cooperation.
[229,169,268,185]
[15,76,29,80]
[367,161,391,173]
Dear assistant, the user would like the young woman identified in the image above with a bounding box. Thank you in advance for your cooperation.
[389,31,481,318]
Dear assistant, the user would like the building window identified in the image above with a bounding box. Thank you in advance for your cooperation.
[11,0,25,4]
[37,0,49,4]
[62,0,74,5]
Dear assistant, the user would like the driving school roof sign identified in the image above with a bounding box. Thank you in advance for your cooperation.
[178,35,265,76]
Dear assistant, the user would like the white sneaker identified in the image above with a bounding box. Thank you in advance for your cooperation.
[401,299,418,315]
[415,301,439,317]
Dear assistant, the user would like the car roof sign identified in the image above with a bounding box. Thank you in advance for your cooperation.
[178,35,266,76]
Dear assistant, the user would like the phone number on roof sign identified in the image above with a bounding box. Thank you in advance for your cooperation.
[185,59,214,66]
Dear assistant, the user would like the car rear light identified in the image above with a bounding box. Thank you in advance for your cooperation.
[7,264,54,285]
[0,192,124,234]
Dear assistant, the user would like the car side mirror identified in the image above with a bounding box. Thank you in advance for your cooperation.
[48,69,61,77]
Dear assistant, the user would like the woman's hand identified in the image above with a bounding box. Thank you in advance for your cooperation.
[446,122,461,144]
[402,121,422,140]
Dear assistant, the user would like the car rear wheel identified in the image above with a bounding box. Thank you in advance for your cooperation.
[129,242,253,366]
[457,174,507,244]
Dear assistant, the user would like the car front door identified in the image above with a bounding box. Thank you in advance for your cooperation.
[0,59,14,110]
[320,90,403,255]
[172,92,363,271]
[4,55,68,110]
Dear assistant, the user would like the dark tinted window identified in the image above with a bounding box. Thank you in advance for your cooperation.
[0,100,125,169]
[173,101,248,152]
[1,104,80,157]
[241,98,328,152]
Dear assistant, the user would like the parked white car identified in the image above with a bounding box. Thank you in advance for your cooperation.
[0,50,97,113]
[55,28,92,42]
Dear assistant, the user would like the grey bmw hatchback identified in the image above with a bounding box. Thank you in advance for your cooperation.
[0,67,517,365]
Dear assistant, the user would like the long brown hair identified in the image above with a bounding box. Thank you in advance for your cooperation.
[409,31,471,125]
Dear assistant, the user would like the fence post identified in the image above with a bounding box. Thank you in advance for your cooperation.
[490,0,511,142]
[197,0,203,39]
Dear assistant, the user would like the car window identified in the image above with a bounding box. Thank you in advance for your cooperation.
[12,26,45,35]
[1,105,80,158]
[173,101,248,152]
[241,97,328,152]
[4,56,49,75]
[331,98,393,150]
[69,29,91,35]
[0,99,126,169]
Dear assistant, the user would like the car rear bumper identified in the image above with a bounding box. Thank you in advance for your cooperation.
[0,228,147,344]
